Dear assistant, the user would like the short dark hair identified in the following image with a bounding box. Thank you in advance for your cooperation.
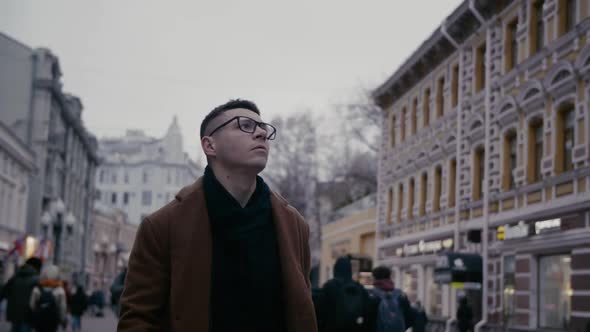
[25,257,43,273]
[372,265,392,280]
[200,99,261,138]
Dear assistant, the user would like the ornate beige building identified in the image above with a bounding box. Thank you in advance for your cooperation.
[374,1,590,331]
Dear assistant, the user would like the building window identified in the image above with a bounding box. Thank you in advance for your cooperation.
[473,147,485,200]
[124,172,129,184]
[423,88,431,127]
[112,173,117,184]
[505,18,519,72]
[123,192,129,205]
[437,76,445,118]
[411,98,417,135]
[538,255,571,329]
[142,191,152,206]
[503,255,516,326]
[420,173,427,216]
[559,0,577,35]
[531,0,545,54]
[390,115,396,148]
[401,107,406,142]
[434,166,442,212]
[386,188,393,225]
[408,178,415,219]
[99,170,105,183]
[528,119,544,183]
[475,43,486,92]
[143,170,149,184]
[503,131,518,191]
[111,192,117,204]
[452,64,459,108]
[397,183,404,223]
[449,159,456,208]
[557,106,575,173]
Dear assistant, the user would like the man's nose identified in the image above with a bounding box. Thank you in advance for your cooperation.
[253,124,268,140]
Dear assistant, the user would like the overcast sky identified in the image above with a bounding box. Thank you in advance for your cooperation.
[1,0,461,159]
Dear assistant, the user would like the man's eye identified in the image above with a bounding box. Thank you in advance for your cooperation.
[242,120,256,130]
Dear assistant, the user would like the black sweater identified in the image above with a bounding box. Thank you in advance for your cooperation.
[203,167,285,332]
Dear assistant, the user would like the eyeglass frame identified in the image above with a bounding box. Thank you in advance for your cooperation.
[207,116,277,140]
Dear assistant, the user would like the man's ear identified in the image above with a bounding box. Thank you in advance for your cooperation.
[201,136,216,157]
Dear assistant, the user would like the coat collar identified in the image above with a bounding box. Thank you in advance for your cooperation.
[173,177,306,331]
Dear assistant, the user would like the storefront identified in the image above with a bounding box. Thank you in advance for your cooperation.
[379,235,455,318]
[491,211,590,331]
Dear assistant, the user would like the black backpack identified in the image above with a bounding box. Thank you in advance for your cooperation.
[33,288,60,330]
[324,279,370,332]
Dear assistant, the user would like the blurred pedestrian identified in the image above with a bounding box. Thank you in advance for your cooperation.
[369,265,414,332]
[413,301,428,332]
[69,284,87,332]
[110,267,126,318]
[457,296,473,332]
[0,257,42,332]
[29,265,67,332]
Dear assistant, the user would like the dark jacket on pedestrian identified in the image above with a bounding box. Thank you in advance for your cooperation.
[316,257,372,332]
[370,277,415,331]
[118,177,317,332]
[413,304,428,332]
[0,264,39,324]
[457,297,473,332]
[110,268,126,306]
[69,286,88,316]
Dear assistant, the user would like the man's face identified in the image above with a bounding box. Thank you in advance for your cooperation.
[202,108,271,173]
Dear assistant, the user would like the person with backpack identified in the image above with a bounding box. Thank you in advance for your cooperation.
[369,265,415,332]
[316,256,372,332]
[412,301,428,332]
[68,284,88,332]
[0,257,43,332]
[29,265,67,332]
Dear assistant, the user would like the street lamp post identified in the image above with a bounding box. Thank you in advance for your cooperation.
[40,199,76,267]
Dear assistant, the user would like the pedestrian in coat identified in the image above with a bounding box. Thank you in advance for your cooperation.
[457,296,474,332]
[118,99,316,332]
[0,257,42,332]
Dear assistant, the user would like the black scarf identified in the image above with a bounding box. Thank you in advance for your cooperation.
[203,166,285,332]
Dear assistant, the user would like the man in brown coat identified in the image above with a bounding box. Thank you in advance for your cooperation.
[118,99,317,332]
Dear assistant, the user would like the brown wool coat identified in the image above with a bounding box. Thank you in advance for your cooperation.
[117,178,317,332]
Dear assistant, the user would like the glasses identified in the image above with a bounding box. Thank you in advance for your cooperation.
[208,116,277,140]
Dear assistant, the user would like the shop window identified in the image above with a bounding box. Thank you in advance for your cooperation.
[475,43,486,93]
[503,131,518,191]
[411,98,418,135]
[539,255,572,329]
[437,76,445,118]
[473,147,485,201]
[390,115,396,148]
[423,88,431,127]
[420,173,427,216]
[434,166,442,212]
[452,64,459,108]
[408,178,415,219]
[531,0,545,54]
[503,255,516,327]
[401,107,407,142]
[426,266,442,317]
[528,119,544,183]
[397,183,404,223]
[556,106,575,173]
[448,159,456,208]
[386,188,393,225]
[505,18,519,72]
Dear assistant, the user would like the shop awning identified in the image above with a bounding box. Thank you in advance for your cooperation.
[434,252,482,284]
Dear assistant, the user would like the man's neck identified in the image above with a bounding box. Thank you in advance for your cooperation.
[209,164,257,208]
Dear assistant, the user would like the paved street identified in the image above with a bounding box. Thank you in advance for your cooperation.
[0,310,118,332]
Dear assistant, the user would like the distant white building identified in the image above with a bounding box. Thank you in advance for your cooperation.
[95,117,201,224]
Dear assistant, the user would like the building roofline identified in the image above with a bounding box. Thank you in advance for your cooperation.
[0,32,33,53]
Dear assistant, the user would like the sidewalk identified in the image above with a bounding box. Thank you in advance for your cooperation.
[0,309,118,332]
